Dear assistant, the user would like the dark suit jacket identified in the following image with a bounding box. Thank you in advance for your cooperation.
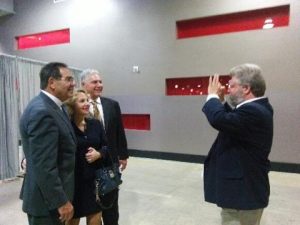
[202,97,273,210]
[19,92,76,216]
[100,97,128,162]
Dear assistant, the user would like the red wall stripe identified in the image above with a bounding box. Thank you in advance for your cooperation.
[177,5,290,39]
[166,75,231,96]
[122,114,151,130]
[16,28,70,49]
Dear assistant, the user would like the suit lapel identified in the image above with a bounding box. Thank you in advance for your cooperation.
[100,97,110,130]
[57,108,76,138]
[40,92,77,143]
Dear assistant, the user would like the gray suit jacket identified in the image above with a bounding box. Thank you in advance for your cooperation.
[19,92,76,216]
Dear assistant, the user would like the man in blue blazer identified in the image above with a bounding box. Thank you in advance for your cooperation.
[202,64,273,225]
[81,69,128,225]
[20,62,77,225]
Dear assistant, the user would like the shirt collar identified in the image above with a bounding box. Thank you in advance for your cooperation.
[41,90,63,108]
[89,97,102,105]
[236,96,266,109]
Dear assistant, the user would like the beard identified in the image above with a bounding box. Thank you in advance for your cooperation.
[226,92,244,108]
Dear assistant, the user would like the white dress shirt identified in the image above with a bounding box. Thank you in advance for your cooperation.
[41,90,63,109]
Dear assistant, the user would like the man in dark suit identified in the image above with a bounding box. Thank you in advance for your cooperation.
[81,69,129,225]
[202,64,273,225]
[19,62,77,225]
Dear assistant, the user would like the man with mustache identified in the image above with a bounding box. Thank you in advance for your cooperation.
[20,62,77,225]
[202,64,274,225]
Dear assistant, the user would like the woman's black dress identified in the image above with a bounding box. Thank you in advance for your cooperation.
[72,118,106,218]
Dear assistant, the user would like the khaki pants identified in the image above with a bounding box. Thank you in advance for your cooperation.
[221,208,264,225]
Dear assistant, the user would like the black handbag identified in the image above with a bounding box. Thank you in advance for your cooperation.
[95,154,122,209]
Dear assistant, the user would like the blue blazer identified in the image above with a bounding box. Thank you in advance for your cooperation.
[19,92,77,216]
[202,97,273,210]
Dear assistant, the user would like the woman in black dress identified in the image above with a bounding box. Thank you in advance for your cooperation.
[65,89,106,225]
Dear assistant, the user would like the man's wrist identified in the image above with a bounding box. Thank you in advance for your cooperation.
[206,94,219,102]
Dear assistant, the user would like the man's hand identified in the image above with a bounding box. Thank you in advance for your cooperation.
[119,159,128,171]
[217,86,226,102]
[21,158,27,172]
[208,74,225,101]
[58,201,74,223]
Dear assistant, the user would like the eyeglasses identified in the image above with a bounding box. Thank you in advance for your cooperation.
[59,76,75,83]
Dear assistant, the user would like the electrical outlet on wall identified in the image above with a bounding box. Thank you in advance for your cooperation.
[133,66,140,73]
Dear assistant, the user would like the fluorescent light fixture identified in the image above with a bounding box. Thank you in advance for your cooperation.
[67,0,117,27]
[53,0,67,3]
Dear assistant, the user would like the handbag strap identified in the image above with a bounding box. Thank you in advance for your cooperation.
[100,120,115,166]
[102,145,117,167]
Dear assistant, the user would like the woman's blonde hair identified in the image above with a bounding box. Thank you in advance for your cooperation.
[64,89,89,119]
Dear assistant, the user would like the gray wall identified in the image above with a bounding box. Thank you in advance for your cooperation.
[0,0,299,164]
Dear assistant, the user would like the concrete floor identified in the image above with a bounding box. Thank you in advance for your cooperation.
[0,157,300,225]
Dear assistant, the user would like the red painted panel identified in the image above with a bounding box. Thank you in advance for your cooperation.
[166,75,230,96]
[122,114,150,130]
[16,28,70,49]
[177,5,289,39]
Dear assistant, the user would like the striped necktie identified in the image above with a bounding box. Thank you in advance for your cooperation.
[91,101,100,120]
[91,101,105,131]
